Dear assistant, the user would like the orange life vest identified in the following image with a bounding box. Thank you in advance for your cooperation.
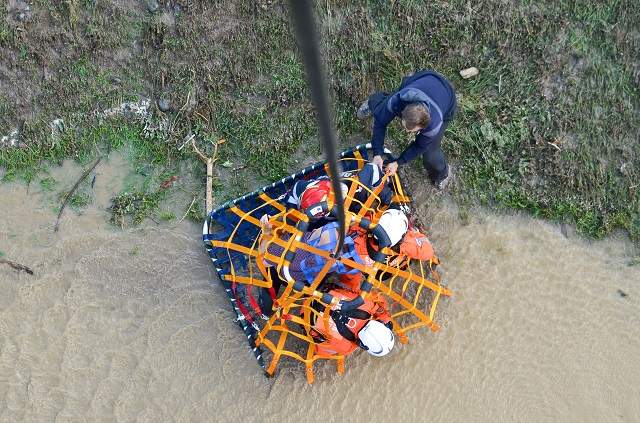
[399,228,434,261]
[311,289,390,357]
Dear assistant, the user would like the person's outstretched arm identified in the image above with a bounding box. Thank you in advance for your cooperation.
[371,118,390,158]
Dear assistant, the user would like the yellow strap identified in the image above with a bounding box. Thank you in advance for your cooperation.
[223,274,271,288]
[391,195,411,203]
[305,342,316,384]
[266,326,290,375]
[385,287,440,332]
[212,240,258,257]
[229,206,262,227]
[259,192,286,212]
[341,177,361,213]
[357,173,389,218]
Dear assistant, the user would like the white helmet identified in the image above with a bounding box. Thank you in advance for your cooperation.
[377,209,409,247]
[358,320,395,357]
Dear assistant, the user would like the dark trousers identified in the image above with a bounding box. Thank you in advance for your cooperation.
[368,91,389,116]
[423,86,457,184]
[422,118,452,183]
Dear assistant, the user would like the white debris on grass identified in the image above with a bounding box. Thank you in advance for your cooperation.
[49,118,65,148]
[98,99,152,120]
[2,99,170,150]
[97,99,169,140]
[0,129,19,148]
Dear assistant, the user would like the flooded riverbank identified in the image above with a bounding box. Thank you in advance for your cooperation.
[1,156,639,422]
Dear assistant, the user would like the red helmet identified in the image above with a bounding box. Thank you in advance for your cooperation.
[299,180,332,218]
[299,180,349,219]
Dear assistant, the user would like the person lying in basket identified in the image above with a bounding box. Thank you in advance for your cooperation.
[309,286,395,357]
[258,209,411,291]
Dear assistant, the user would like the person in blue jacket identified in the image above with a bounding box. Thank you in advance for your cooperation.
[357,70,457,190]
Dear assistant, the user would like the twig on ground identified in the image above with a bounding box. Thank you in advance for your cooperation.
[178,133,195,151]
[178,196,197,223]
[54,157,101,232]
[194,110,209,122]
[0,259,34,275]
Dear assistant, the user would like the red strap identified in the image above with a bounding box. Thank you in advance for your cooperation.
[268,287,278,305]
[232,282,254,324]
[246,284,263,317]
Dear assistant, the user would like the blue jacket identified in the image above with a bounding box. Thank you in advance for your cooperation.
[371,70,456,164]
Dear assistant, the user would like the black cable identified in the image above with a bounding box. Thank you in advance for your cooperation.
[288,0,345,257]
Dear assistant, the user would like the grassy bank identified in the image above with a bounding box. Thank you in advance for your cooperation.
[1,1,639,241]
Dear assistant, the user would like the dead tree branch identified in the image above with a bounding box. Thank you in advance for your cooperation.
[54,157,101,232]
[0,259,34,275]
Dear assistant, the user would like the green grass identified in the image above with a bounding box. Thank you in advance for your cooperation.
[0,0,638,242]
[39,176,58,192]
[110,189,164,227]
[68,192,92,210]
[160,211,176,221]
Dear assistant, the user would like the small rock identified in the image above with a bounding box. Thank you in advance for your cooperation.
[147,0,160,13]
[157,98,171,112]
[619,162,630,176]
[173,4,182,17]
[460,67,479,79]
[17,11,32,22]
[617,289,628,298]
[50,118,65,138]
[43,66,52,81]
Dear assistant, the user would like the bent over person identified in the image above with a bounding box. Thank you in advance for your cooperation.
[357,70,457,190]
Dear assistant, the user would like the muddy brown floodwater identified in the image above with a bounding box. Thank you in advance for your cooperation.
[1,156,639,423]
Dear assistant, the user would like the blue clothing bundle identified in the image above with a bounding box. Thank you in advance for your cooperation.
[267,222,362,285]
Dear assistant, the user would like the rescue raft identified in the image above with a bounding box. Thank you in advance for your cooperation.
[202,144,451,383]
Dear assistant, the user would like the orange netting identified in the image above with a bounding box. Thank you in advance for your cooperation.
[208,154,451,383]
